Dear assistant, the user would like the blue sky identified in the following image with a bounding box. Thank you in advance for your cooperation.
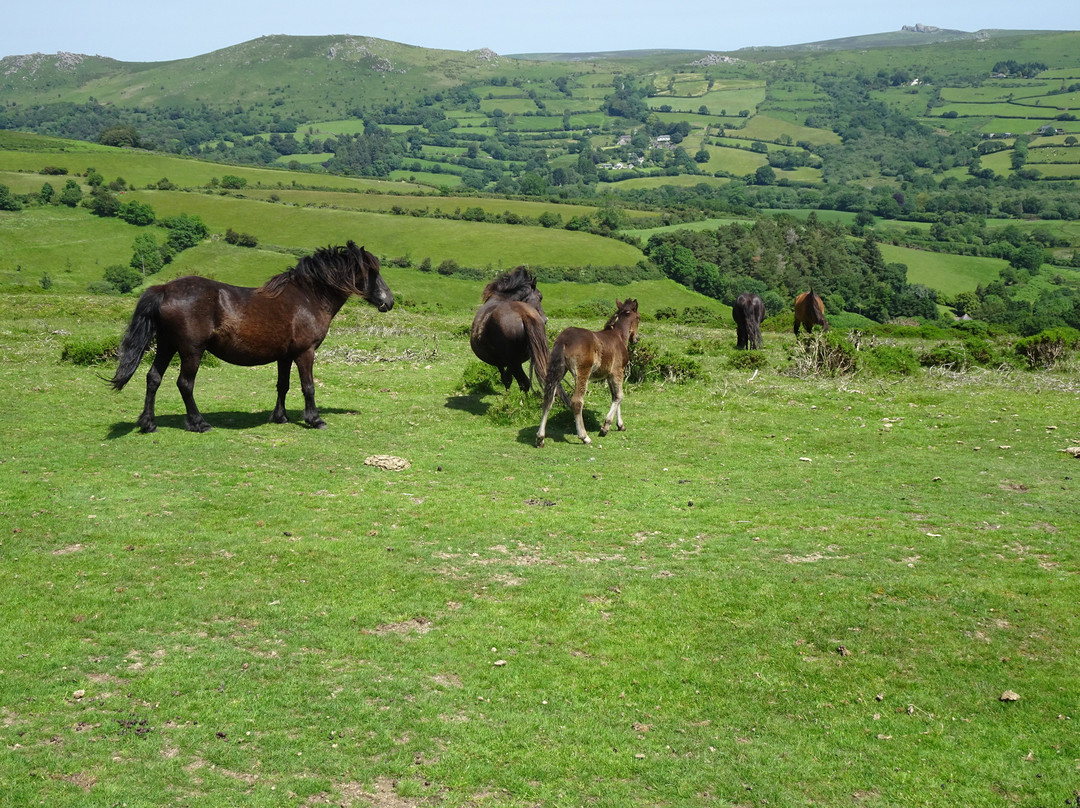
[1,1,1073,62]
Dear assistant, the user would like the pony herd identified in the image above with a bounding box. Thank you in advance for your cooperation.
[110,244,826,445]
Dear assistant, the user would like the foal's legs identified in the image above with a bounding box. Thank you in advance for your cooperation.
[270,358,291,424]
[598,374,625,437]
[535,373,559,448]
[137,345,176,433]
[569,368,592,444]
[176,350,211,433]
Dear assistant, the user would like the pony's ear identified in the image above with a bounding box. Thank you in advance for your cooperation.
[615,298,622,307]
[628,299,638,310]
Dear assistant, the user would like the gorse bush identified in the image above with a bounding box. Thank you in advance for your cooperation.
[1014,327,1080,369]
[627,340,704,384]
[860,344,920,376]
[61,336,120,366]
[920,342,968,368]
[460,360,502,395]
[728,350,769,371]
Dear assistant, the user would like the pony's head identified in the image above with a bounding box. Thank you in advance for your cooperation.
[346,241,394,312]
[482,266,545,320]
[607,299,640,344]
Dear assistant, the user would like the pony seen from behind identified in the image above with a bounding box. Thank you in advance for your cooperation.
[794,290,829,335]
[732,292,765,350]
[470,266,550,392]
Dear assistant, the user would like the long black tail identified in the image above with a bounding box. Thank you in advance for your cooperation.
[109,287,163,391]
[524,313,551,389]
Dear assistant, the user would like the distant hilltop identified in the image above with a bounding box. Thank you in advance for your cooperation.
[902,24,945,34]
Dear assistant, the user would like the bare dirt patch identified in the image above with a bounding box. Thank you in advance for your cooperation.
[366,617,433,636]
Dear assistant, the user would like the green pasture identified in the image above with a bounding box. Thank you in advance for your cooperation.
[0,206,169,293]
[479,98,540,115]
[274,153,334,166]
[237,188,653,227]
[700,144,768,176]
[0,133,417,194]
[939,82,1061,103]
[606,174,731,192]
[307,120,368,135]
[731,115,841,147]
[931,103,1058,121]
[879,245,1007,296]
[1,286,1078,807]
[627,217,753,240]
[388,169,464,188]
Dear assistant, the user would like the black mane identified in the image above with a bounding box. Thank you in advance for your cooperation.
[262,241,373,298]
[481,266,537,303]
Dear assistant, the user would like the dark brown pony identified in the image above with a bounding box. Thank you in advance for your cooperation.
[536,299,640,447]
[794,290,829,335]
[732,292,765,350]
[109,241,393,432]
[470,267,550,392]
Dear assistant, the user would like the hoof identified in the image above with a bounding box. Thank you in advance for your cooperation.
[186,421,212,433]
[138,422,157,434]
[598,427,609,437]
[269,413,289,424]
[582,436,592,445]
[307,418,327,429]
[536,436,545,448]
[617,424,626,432]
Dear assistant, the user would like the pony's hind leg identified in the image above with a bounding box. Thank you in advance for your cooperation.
[176,351,211,432]
[598,376,625,437]
[511,363,531,392]
[570,369,591,444]
[137,346,175,433]
[270,359,291,424]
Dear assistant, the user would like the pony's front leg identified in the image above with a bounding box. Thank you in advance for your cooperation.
[176,352,211,432]
[294,351,326,429]
[598,376,624,437]
[270,359,291,423]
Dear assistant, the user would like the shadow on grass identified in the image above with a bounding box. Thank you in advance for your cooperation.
[516,408,600,447]
[443,394,490,416]
[105,408,361,439]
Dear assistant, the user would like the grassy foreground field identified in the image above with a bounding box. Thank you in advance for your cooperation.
[1,283,1078,807]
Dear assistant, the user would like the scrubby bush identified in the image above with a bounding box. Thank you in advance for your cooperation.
[627,340,704,383]
[920,342,967,368]
[728,351,769,371]
[861,344,920,376]
[61,336,120,366]
[787,331,857,376]
[1014,327,1080,369]
[224,228,258,248]
[460,361,502,395]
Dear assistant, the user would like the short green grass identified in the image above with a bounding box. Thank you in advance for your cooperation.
[1,286,1078,807]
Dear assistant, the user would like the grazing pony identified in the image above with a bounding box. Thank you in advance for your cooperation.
[536,299,640,447]
[732,292,766,350]
[793,290,829,335]
[470,267,551,392]
[109,241,394,433]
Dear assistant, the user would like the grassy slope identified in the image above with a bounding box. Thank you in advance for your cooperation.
[0,289,1077,808]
